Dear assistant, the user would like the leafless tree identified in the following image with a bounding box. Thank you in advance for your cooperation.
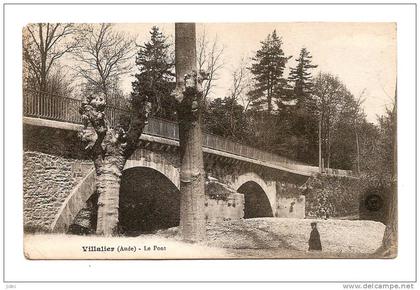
[228,58,253,111]
[313,72,348,170]
[197,29,224,100]
[23,23,78,93]
[72,23,135,97]
[351,91,367,175]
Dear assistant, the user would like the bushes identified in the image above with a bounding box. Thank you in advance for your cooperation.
[304,175,361,218]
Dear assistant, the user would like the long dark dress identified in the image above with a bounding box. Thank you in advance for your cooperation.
[308,228,322,251]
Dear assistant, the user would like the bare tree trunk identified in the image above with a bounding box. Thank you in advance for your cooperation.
[324,116,332,170]
[79,91,151,236]
[38,24,47,94]
[174,23,206,242]
[327,127,331,169]
[318,115,322,173]
[355,130,360,175]
[94,154,126,235]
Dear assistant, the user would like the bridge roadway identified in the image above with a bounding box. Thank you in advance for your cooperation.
[23,92,355,178]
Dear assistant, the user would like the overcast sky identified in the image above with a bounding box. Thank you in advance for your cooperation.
[114,22,396,123]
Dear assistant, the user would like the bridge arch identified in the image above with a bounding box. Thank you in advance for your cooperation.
[124,155,180,190]
[113,150,181,235]
[119,166,180,235]
[52,150,180,234]
[232,172,275,218]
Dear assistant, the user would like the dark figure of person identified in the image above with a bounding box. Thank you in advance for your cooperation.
[308,222,322,251]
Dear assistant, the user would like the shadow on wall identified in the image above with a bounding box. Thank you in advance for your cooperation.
[118,167,180,236]
[68,191,98,235]
[237,181,273,218]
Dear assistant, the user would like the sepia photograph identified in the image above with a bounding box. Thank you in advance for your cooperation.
[21,22,397,260]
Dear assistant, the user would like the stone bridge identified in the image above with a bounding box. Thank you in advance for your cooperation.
[23,92,356,234]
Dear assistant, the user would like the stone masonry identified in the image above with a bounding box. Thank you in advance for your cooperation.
[23,151,92,231]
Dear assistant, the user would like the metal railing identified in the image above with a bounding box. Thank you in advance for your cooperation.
[23,90,355,177]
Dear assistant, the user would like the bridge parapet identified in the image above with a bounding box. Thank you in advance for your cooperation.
[23,90,356,178]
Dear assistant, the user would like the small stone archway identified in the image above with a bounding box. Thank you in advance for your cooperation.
[231,172,275,218]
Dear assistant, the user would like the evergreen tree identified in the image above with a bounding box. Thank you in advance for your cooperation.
[131,26,176,120]
[248,30,291,113]
[288,47,318,106]
[203,97,250,143]
[286,48,318,163]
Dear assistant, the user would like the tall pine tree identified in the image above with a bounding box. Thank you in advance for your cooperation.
[286,48,319,163]
[288,47,318,106]
[248,30,291,113]
[131,26,176,120]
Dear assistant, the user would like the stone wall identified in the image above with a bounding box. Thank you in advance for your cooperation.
[274,180,306,218]
[204,179,245,222]
[23,124,93,232]
[205,193,245,222]
[303,174,361,218]
[23,151,92,232]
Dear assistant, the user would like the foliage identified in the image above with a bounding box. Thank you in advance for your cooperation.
[311,73,359,169]
[247,30,291,113]
[131,26,176,119]
[304,175,361,218]
[288,47,318,105]
[201,30,389,178]
[359,108,394,186]
[271,48,319,161]
[203,97,250,143]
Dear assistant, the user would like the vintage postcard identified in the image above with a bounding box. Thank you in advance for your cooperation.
[22,22,397,260]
